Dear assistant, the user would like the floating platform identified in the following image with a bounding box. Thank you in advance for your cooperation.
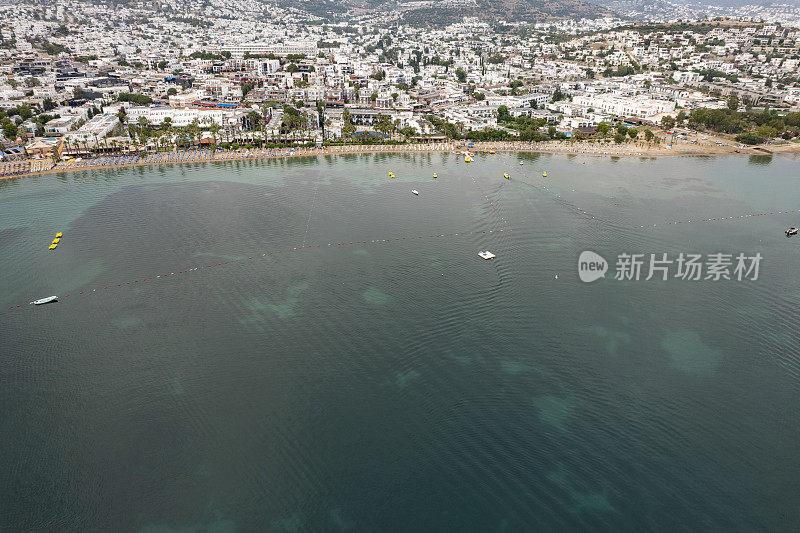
[478,250,496,260]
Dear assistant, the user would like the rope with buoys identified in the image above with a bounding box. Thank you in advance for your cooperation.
[5,228,510,311]
[635,209,800,229]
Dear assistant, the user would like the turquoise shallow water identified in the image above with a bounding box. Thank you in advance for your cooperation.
[1,152,800,530]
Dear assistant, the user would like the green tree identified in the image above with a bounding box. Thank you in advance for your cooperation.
[727,96,739,111]
[247,110,262,130]
[118,92,153,105]
[757,124,777,138]
[455,67,467,83]
[241,82,255,99]
[167,87,178,96]
[551,88,566,102]
[400,126,416,140]
[661,115,676,130]
[596,122,610,137]
[497,105,511,122]
[16,104,32,121]
[3,121,17,139]
[374,114,394,136]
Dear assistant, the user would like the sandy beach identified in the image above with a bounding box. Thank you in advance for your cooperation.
[2,139,797,181]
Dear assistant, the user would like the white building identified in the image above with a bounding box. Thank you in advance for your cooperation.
[214,41,317,58]
[571,94,676,119]
[44,115,82,135]
[122,106,245,128]
[65,113,119,140]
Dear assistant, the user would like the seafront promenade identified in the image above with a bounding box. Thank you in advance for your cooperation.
[0,139,788,180]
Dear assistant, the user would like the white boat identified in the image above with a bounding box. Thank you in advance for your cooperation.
[31,295,58,305]
[411,189,419,195]
[478,250,496,260]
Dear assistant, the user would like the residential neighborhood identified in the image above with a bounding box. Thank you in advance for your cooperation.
[2,0,800,174]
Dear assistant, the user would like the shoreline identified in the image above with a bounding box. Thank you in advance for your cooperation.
[2,140,797,181]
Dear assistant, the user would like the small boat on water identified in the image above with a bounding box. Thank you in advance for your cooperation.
[412,189,419,195]
[55,232,62,238]
[464,156,472,163]
[48,243,57,250]
[52,238,60,244]
[542,171,547,177]
[478,250,496,260]
[519,161,524,165]
[503,173,510,179]
[31,295,58,305]
[786,227,798,236]
[433,173,438,179]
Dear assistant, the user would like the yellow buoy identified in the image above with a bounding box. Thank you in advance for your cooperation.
[543,171,547,177]
[49,244,57,250]
[433,174,438,178]
[52,238,60,244]
[55,232,63,238]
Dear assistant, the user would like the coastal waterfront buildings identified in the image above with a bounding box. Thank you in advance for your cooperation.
[571,95,676,120]
[113,106,248,129]
[0,0,798,156]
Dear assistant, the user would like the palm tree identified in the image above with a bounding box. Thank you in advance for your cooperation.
[188,118,200,149]
[209,123,221,150]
